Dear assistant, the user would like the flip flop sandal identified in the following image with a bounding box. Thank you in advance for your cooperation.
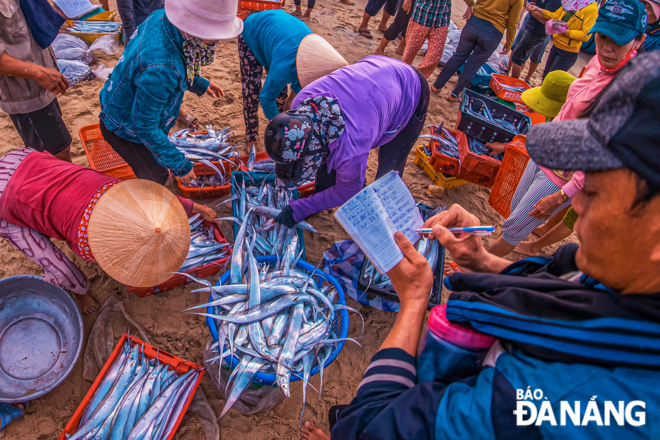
[180,113,199,129]
[357,29,373,39]
[339,0,355,5]
[443,261,463,277]
[446,93,460,102]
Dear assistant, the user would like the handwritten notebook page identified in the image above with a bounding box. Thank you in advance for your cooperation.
[335,171,424,274]
[54,0,97,18]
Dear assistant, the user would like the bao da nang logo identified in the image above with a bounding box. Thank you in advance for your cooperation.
[514,387,646,426]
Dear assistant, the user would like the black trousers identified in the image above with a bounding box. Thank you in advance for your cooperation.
[238,36,288,143]
[99,119,170,185]
[383,0,415,41]
[9,99,72,155]
[315,67,430,193]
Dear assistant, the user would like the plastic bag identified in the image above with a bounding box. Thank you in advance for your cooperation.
[52,33,87,52]
[52,34,94,64]
[58,59,94,87]
[89,34,120,55]
[82,295,150,382]
[546,19,569,35]
[203,339,286,416]
[92,64,113,82]
[173,389,220,440]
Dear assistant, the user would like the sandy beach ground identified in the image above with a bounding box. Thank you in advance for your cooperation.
[0,0,585,438]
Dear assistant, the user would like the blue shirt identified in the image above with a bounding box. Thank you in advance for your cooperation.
[241,10,312,120]
[99,10,209,177]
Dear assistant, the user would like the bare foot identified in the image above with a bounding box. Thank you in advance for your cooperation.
[339,0,355,4]
[431,85,441,94]
[514,240,541,256]
[301,421,330,440]
[74,294,100,315]
[375,48,385,55]
[396,45,405,55]
[377,26,388,32]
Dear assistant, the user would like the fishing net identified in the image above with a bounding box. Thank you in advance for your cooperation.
[82,295,150,382]
[202,340,286,416]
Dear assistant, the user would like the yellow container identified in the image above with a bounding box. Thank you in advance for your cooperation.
[84,11,117,21]
[66,30,120,45]
[414,146,469,189]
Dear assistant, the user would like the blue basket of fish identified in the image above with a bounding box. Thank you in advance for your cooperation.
[203,255,350,389]
[457,89,532,144]
[230,171,308,261]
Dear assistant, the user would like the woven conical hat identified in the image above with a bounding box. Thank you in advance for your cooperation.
[297,34,349,88]
[87,180,191,287]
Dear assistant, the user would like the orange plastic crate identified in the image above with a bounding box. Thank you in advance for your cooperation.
[455,131,501,189]
[59,334,204,440]
[79,124,137,180]
[428,126,462,177]
[237,7,249,19]
[490,74,531,105]
[488,135,530,217]
[238,0,284,11]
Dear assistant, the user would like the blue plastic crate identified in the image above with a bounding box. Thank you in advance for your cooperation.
[230,171,306,261]
[205,255,349,386]
[457,62,497,88]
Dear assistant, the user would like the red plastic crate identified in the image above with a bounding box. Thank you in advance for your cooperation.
[427,126,462,178]
[79,124,137,180]
[490,74,531,105]
[239,150,316,197]
[488,135,530,217]
[237,7,249,19]
[455,131,501,189]
[239,0,284,11]
[127,219,230,297]
[59,334,204,440]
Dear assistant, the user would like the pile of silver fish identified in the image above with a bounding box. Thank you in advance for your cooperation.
[69,339,200,440]
[245,144,277,173]
[218,176,317,258]
[464,97,526,135]
[67,21,122,33]
[182,238,360,420]
[181,214,231,272]
[362,236,440,289]
[169,126,241,162]
[499,83,529,94]
[420,123,460,159]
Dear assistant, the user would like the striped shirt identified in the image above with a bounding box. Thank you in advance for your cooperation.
[412,0,451,28]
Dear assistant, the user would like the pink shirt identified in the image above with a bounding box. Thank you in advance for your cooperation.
[539,56,618,197]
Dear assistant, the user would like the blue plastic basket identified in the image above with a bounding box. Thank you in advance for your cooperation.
[205,255,349,386]
[230,171,306,261]
[457,62,497,88]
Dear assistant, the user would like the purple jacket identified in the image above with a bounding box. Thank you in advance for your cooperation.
[289,55,421,222]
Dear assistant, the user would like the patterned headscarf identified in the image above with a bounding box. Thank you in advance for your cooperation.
[561,0,596,12]
[276,96,345,190]
[182,34,218,86]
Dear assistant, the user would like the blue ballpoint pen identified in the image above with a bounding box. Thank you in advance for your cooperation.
[416,226,495,235]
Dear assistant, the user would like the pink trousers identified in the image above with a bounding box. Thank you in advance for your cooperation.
[0,148,90,295]
[402,21,449,79]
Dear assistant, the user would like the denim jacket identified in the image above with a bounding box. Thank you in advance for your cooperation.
[99,10,209,176]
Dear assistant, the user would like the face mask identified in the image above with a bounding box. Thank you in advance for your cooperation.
[597,46,638,73]
[181,34,218,86]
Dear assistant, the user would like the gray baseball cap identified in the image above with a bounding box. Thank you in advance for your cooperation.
[527,52,660,192]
